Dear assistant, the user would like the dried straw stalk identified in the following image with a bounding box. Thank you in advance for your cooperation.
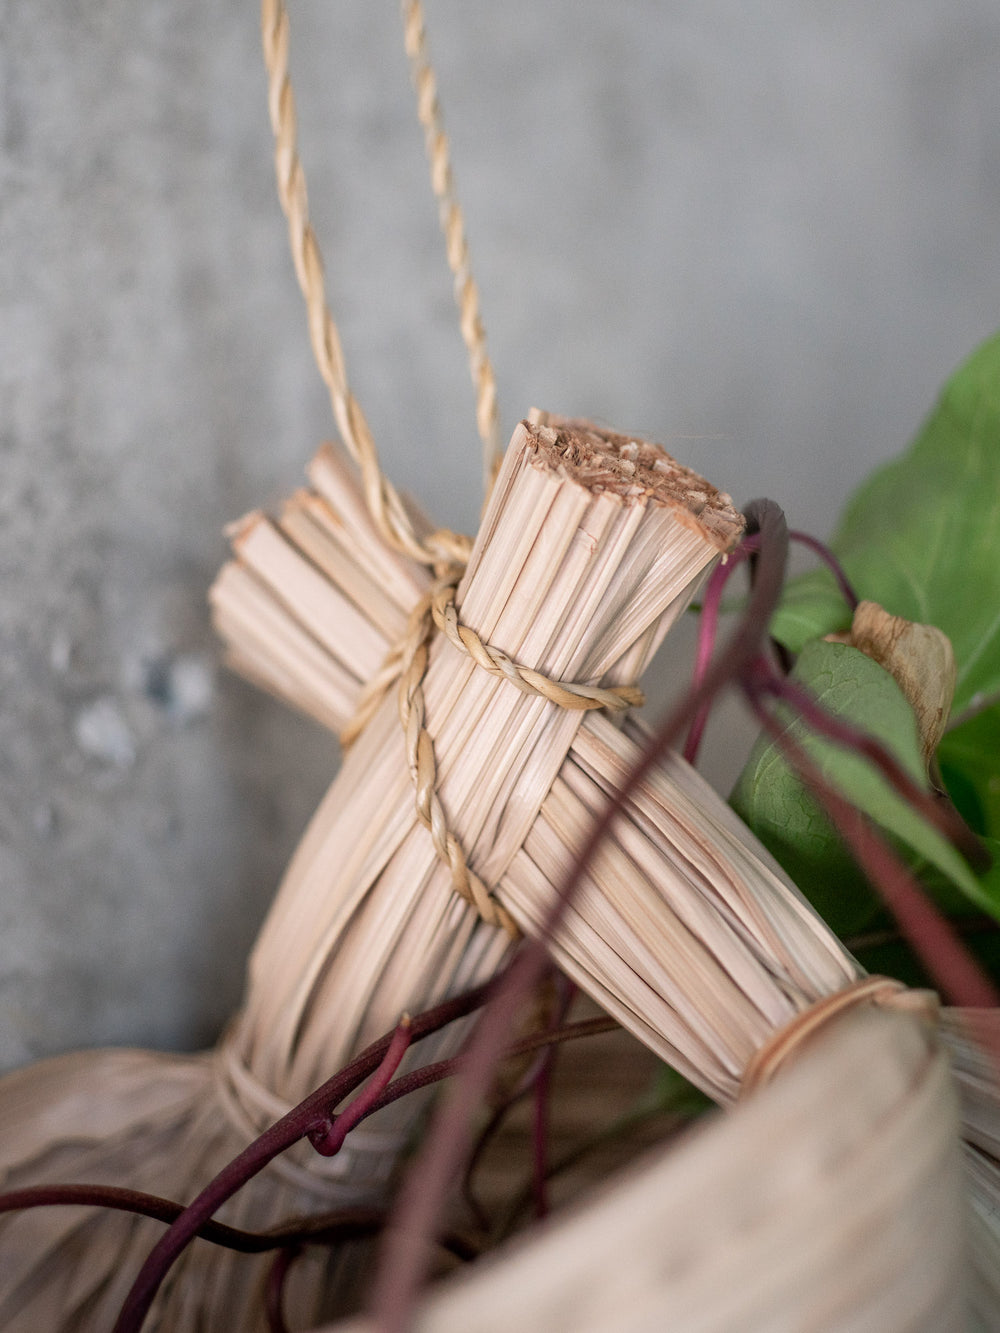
[0,416,743,1329]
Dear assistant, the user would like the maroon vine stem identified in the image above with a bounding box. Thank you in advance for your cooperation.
[748,657,987,868]
[685,527,858,766]
[460,979,583,1232]
[530,977,575,1221]
[0,1185,392,1253]
[342,1014,619,1128]
[369,498,791,1333]
[744,681,1000,1015]
[265,1243,299,1333]
[111,983,492,1333]
[684,535,760,763]
[787,529,859,609]
[309,1016,413,1156]
[531,1047,554,1219]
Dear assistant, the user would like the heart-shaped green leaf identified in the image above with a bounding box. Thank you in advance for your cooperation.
[771,329,1000,716]
[730,639,998,935]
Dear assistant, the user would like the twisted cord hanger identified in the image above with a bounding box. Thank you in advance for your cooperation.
[261,0,461,568]
[402,0,503,490]
[261,0,501,558]
[258,0,639,934]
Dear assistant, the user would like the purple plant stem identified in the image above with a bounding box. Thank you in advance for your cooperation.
[744,686,1000,1015]
[0,1185,389,1253]
[361,1016,620,1126]
[459,989,595,1232]
[1,1013,616,1283]
[529,977,574,1221]
[531,1051,553,1219]
[459,1055,545,1233]
[683,536,759,764]
[746,655,987,868]
[264,1244,298,1333]
[787,529,859,609]
[309,1017,413,1156]
[369,499,790,1333]
[685,526,857,768]
[112,982,492,1333]
[457,974,574,1228]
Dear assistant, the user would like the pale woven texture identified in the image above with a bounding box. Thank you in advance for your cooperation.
[210,420,1000,1324]
[263,0,626,931]
[0,1,993,1325]
[211,419,863,1105]
[0,417,739,1329]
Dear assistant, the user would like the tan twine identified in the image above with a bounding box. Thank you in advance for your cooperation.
[260,0,643,936]
[402,0,502,491]
[739,975,941,1099]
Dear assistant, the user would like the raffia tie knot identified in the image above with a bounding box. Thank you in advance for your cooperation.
[739,976,940,1100]
[340,543,645,937]
[430,582,644,712]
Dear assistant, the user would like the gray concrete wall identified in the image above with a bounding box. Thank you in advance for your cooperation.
[2,0,999,1069]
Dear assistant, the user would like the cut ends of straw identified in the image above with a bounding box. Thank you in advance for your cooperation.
[527,410,745,549]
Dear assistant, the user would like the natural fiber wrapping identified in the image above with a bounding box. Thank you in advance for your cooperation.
[325,1006,968,1333]
[0,418,737,1329]
[213,418,1000,1324]
[213,418,860,1104]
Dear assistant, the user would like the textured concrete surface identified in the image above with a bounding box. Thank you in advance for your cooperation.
[2,0,1000,1069]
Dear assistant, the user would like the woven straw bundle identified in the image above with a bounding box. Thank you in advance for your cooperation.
[0,415,743,1328]
[211,418,1000,1327]
[1,2,997,1328]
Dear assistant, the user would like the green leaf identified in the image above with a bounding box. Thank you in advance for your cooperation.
[771,330,1000,714]
[769,572,849,653]
[730,640,998,935]
[939,704,1000,840]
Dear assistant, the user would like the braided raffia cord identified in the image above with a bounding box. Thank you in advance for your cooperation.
[261,0,454,569]
[260,1,641,934]
[402,0,502,490]
[344,577,644,751]
[430,581,644,712]
[396,578,520,936]
[341,570,643,934]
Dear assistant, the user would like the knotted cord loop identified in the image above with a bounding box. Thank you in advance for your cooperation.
[739,976,940,1099]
